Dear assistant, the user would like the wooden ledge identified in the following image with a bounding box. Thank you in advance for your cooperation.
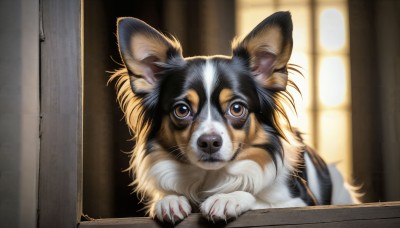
[79,201,400,227]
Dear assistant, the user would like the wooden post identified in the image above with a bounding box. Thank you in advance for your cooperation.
[38,0,82,227]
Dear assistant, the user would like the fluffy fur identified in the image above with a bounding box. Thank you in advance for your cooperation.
[110,11,359,224]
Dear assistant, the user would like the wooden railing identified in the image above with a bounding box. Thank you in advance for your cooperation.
[80,201,400,227]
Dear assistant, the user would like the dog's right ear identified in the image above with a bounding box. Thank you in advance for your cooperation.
[117,17,184,94]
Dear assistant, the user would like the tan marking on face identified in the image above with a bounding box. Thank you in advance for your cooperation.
[228,126,246,154]
[234,113,273,169]
[175,126,191,152]
[236,113,268,149]
[219,88,233,112]
[159,116,175,149]
[220,115,244,159]
[159,115,194,158]
[186,89,199,113]
[232,128,246,145]
[246,114,259,142]
[236,147,272,168]
[249,123,269,145]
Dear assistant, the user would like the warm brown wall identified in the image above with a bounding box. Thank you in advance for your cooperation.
[374,0,400,201]
[349,0,400,202]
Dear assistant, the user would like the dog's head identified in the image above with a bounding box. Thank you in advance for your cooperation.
[115,12,294,170]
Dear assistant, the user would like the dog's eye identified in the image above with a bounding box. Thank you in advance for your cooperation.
[174,104,191,119]
[229,102,247,118]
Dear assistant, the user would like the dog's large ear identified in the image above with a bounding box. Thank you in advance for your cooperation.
[117,17,184,94]
[233,11,293,91]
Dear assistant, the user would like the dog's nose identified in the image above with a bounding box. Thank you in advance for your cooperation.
[197,133,223,154]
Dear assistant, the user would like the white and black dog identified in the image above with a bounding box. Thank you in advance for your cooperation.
[110,11,359,223]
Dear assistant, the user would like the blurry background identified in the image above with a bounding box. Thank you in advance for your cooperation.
[82,0,400,219]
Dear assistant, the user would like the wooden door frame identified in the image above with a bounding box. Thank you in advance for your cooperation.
[38,0,82,227]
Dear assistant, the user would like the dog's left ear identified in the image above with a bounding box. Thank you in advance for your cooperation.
[117,17,184,94]
[233,11,293,91]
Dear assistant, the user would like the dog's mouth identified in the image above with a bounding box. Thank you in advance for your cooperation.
[192,152,229,170]
[198,156,224,163]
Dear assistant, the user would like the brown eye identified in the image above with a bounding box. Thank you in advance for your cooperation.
[229,102,247,118]
[174,104,191,119]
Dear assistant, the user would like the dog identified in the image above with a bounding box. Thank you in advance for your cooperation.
[110,11,359,223]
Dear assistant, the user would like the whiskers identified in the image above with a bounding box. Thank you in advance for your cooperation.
[167,144,189,161]
[232,141,247,150]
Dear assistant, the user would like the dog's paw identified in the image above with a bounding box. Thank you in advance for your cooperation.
[200,191,255,222]
[154,195,191,224]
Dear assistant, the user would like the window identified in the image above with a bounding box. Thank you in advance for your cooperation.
[236,0,352,180]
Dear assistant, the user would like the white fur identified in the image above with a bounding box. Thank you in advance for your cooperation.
[253,161,307,209]
[154,195,191,223]
[304,152,321,203]
[202,60,216,121]
[200,191,256,221]
[328,165,361,204]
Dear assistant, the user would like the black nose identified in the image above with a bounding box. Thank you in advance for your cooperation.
[197,133,223,154]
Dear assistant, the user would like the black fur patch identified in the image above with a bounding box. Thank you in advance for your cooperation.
[288,146,333,205]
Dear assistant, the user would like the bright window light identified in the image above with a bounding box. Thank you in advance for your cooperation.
[318,110,352,179]
[318,56,347,108]
[319,9,346,52]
